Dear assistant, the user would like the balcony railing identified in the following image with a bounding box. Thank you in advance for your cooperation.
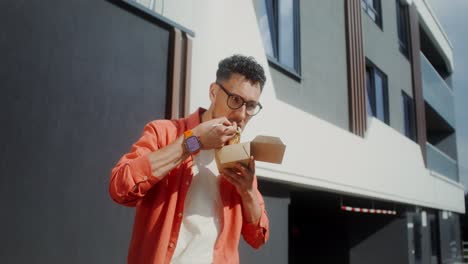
[420,52,455,128]
[426,142,458,182]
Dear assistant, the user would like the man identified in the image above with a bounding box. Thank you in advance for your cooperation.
[109,55,269,264]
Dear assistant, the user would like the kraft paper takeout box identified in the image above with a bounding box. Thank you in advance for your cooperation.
[214,135,286,171]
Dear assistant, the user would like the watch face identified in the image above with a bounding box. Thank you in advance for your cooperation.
[185,136,201,153]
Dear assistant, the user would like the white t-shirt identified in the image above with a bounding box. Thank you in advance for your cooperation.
[171,150,222,264]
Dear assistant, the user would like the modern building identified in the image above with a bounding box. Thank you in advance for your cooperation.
[0,0,464,263]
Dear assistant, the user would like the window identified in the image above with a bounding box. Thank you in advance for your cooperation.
[365,61,389,124]
[429,215,441,261]
[255,0,301,78]
[402,92,416,141]
[396,0,410,58]
[362,0,382,28]
[413,215,422,260]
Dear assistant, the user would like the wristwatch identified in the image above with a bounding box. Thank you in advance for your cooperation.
[183,130,202,155]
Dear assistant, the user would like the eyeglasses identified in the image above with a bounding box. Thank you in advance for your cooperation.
[216,82,263,116]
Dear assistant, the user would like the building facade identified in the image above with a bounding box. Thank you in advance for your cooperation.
[148,0,464,263]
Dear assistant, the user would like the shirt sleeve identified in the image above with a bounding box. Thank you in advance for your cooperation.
[241,175,270,249]
[109,122,163,207]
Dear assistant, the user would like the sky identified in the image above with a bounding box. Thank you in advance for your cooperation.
[429,0,468,192]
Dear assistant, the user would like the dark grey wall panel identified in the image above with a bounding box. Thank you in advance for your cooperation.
[439,212,463,263]
[239,179,290,264]
[0,1,170,263]
[408,210,441,264]
[288,190,412,264]
[348,214,409,264]
[239,196,290,263]
[289,192,349,264]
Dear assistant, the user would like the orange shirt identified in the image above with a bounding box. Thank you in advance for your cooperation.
[109,108,269,264]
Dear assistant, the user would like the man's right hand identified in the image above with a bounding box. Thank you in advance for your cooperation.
[192,117,238,149]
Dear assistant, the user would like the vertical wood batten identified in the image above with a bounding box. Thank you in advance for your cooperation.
[169,28,182,119]
[409,3,427,164]
[345,0,366,137]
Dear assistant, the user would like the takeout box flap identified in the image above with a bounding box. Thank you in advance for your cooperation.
[251,135,286,164]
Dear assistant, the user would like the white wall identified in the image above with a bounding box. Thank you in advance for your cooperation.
[154,0,453,74]
[185,0,464,212]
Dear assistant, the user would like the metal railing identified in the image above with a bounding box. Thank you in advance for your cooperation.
[420,52,455,128]
[426,142,458,182]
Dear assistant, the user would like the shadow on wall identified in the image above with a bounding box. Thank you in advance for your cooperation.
[255,0,350,131]
[289,191,408,264]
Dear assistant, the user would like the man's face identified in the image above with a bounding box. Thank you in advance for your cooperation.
[210,73,262,129]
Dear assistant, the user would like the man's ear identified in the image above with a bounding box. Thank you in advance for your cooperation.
[209,83,218,103]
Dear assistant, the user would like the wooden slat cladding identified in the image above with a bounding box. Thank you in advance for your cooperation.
[183,35,192,117]
[169,28,182,119]
[409,3,427,164]
[345,0,367,137]
[168,28,192,119]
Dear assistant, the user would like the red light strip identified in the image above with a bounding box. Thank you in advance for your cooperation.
[341,206,397,215]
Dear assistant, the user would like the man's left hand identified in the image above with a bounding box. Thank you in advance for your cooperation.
[221,156,256,197]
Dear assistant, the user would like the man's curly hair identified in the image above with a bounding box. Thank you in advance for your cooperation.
[216,55,266,91]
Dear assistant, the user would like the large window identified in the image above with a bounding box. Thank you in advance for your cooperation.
[402,91,416,141]
[365,61,389,124]
[255,0,301,78]
[396,0,410,58]
[429,214,441,262]
[362,0,382,28]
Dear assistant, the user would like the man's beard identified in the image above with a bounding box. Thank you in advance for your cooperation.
[211,107,245,129]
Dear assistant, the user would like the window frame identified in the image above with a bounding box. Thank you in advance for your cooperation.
[260,0,302,81]
[402,91,417,141]
[361,0,383,29]
[365,59,389,125]
[396,0,410,59]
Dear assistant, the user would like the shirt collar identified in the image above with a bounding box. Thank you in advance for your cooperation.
[185,107,206,130]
